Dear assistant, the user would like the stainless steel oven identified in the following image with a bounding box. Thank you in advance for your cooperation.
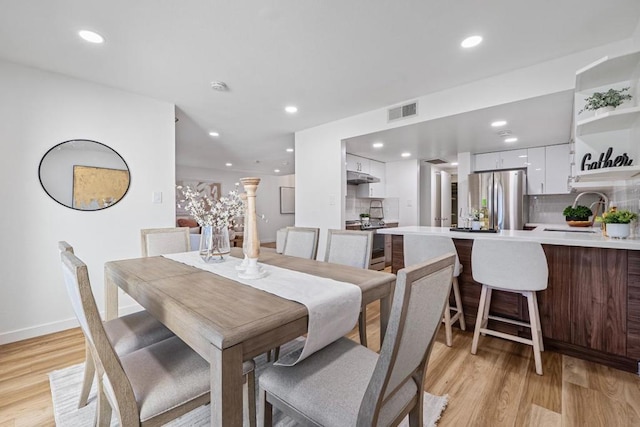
[370,231,386,271]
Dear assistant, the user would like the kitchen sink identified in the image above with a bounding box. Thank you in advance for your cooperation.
[543,228,598,233]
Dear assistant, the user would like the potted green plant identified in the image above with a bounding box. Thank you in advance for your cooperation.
[359,212,370,224]
[579,87,633,115]
[601,209,638,239]
[562,205,593,222]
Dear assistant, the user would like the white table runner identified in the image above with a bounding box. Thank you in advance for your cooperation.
[163,252,362,365]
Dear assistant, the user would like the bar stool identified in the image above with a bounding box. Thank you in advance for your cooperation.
[404,234,465,346]
[470,239,548,375]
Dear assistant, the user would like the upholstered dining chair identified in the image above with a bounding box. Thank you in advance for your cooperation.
[404,234,466,347]
[140,227,191,257]
[58,242,174,409]
[325,229,373,347]
[281,227,320,259]
[59,245,257,426]
[259,253,455,427]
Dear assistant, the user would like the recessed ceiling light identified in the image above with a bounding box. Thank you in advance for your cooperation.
[209,131,220,137]
[225,162,232,167]
[451,162,459,166]
[401,152,411,158]
[491,120,507,127]
[504,137,518,143]
[274,169,280,173]
[285,106,298,114]
[373,142,384,148]
[286,148,294,152]
[518,155,528,158]
[461,35,482,48]
[78,30,104,44]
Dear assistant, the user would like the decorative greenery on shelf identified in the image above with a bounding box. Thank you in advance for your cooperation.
[599,209,638,224]
[578,87,632,114]
[563,205,593,220]
[359,213,370,218]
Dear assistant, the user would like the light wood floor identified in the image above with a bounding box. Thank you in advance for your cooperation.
[2,302,640,426]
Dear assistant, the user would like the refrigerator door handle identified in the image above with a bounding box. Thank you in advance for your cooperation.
[496,178,504,230]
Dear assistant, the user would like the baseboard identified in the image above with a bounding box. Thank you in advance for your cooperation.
[0,303,144,345]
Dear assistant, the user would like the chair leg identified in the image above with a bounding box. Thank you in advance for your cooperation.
[78,341,95,408]
[532,292,544,352]
[471,285,488,355]
[259,388,273,427]
[526,291,544,375]
[408,389,424,427]
[359,307,368,348]
[443,299,453,347]
[480,287,492,336]
[245,370,256,427]
[452,276,466,330]
[96,379,112,427]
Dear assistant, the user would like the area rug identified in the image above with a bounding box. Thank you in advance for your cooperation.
[49,343,448,426]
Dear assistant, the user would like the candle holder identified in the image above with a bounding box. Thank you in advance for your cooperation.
[238,177,267,279]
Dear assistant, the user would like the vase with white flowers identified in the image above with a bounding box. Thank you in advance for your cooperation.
[177,184,244,262]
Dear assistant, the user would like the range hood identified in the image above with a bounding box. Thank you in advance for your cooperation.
[347,170,381,185]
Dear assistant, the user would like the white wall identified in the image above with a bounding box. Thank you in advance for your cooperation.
[176,165,295,241]
[295,39,635,254]
[633,18,640,49]
[0,60,176,344]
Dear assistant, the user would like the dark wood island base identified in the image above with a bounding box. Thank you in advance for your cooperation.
[392,235,640,373]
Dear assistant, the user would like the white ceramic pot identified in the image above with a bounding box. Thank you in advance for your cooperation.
[595,106,615,116]
[606,223,630,239]
[471,220,481,231]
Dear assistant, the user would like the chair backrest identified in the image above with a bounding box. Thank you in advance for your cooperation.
[141,227,190,257]
[472,239,548,291]
[324,229,373,269]
[282,227,319,259]
[58,241,74,254]
[404,234,462,277]
[59,245,139,421]
[357,253,455,425]
[275,228,288,253]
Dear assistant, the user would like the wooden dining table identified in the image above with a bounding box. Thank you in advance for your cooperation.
[104,247,396,427]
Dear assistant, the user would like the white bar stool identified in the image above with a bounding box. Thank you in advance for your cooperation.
[404,234,466,346]
[470,239,548,375]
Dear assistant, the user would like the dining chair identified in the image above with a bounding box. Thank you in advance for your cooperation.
[58,242,174,409]
[281,227,320,259]
[471,239,548,375]
[404,234,466,347]
[140,227,191,257]
[325,229,373,347]
[59,246,257,426]
[259,253,455,426]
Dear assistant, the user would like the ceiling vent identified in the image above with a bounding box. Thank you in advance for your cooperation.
[496,130,512,137]
[388,101,418,122]
[425,158,448,164]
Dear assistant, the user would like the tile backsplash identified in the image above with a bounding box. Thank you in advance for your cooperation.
[345,185,399,221]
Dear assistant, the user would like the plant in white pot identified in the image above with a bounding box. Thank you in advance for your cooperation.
[600,209,638,239]
[579,87,633,115]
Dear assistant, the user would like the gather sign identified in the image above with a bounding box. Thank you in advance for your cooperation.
[581,147,634,171]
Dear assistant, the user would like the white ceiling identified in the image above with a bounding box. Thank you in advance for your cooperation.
[1,1,639,175]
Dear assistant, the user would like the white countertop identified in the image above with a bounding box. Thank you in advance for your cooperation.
[378,225,640,250]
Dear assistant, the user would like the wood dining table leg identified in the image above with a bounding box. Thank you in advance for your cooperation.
[211,343,244,427]
[104,273,118,321]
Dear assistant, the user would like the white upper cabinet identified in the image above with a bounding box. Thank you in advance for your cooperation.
[527,144,571,195]
[474,149,528,171]
[526,147,546,195]
[346,154,370,174]
[545,144,571,194]
[357,159,386,198]
[572,51,640,188]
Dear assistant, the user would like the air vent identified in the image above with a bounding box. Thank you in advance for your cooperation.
[496,130,512,137]
[425,159,447,165]
[388,101,418,122]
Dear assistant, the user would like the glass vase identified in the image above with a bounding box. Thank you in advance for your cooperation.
[199,225,231,263]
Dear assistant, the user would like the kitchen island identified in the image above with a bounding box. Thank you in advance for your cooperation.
[379,226,640,372]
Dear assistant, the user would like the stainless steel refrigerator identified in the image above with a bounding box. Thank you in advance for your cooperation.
[468,169,527,231]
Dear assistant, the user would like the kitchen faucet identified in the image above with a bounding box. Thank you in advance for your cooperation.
[572,192,609,215]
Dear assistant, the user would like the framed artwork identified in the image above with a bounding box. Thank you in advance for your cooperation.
[72,165,129,210]
[176,180,221,216]
[280,186,295,214]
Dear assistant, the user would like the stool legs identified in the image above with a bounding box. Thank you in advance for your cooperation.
[471,286,544,375]
[443,277,466,347]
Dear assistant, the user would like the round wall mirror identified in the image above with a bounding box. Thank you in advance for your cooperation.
[39,139,130,211]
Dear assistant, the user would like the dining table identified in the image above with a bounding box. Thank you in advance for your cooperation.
[104,247,396,427]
